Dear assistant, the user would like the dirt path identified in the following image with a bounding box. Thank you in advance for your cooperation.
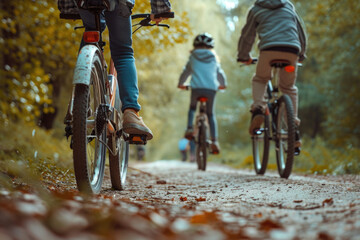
[0,160,359,240]
[110,160,360,240]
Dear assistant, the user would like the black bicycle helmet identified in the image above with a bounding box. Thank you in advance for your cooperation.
[193,33,215,48]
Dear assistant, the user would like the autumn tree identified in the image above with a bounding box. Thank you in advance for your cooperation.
[0,0,189,131]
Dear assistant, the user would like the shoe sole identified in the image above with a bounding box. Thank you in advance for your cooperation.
[123,123,153,140]
[249,115,265,135]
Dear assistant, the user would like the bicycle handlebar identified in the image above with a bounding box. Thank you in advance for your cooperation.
[131,12,175,20]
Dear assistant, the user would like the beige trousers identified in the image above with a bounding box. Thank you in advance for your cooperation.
[251,50,300,126]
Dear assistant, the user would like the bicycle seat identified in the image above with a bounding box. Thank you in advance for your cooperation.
[197,97,208,102]
[270,59,291,68]
[77,0,116,11]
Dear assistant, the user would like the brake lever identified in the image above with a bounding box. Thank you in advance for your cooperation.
[157,24,170,28]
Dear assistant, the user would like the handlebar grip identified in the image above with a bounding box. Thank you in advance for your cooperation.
[154,12,175,19]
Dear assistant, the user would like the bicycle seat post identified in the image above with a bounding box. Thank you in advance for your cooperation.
[272,67,280,99]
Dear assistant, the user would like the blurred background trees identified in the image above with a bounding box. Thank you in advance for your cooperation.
[1,0,359,174]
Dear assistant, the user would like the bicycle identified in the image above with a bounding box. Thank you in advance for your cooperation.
[61,1,174,193]
[182,87,219,171]
[246,58,300,179]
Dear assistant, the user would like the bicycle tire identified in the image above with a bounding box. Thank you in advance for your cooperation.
[109,85,129,190]
[275,95,295,178]
[109,134,129,190]
[252,113,270,175]
[72,53,107,194]
[196,122,207,171]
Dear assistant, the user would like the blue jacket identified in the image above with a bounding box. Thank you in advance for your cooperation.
[178,49,227,91]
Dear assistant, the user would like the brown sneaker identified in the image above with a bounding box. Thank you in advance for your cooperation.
[123,109,153,140]
[249,107,265,135]
[210,140,220,154]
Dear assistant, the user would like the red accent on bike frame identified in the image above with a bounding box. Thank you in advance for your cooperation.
[109,76,116,108]
[284,65,295,73]
[198,97,208,102]
[108,59,118,108]
[83,31,100,43]
[265,107,270,116]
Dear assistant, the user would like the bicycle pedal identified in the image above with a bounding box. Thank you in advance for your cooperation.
[64,125,73,139]
[126,134,147,145]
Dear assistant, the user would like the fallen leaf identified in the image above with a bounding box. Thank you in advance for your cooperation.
[156,180,167,184]
[195,197,206,202]
[189,211,218,224]
[254,212,263,218]
[318,231,334,240]
[294,200,303,203]
[180,197,187,201]
[259,219,282,232]
[322,198,334,207]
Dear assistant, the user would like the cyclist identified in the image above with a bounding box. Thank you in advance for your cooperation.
[178,137,190,162]
[236,0,307,150]
[76,0,172,141]
[178,33,227,154]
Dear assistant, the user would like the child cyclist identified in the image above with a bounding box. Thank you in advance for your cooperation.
[178,33,227,154]
[237,0,307,153]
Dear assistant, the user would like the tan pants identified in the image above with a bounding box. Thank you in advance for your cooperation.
[251,51,300,126]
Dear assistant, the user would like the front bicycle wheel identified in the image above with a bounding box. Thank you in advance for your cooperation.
[275,95,295,178]
[252,113,270,175]
[196,122,207,171]
[72,54,107,194]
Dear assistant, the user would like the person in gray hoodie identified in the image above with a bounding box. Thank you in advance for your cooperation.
[237,0,307,150]
[178,33,227,154]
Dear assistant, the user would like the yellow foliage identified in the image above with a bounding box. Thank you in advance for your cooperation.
[0,0,81,122]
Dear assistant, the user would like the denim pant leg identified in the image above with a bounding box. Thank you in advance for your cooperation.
[105,7,140,112]
[205,92,217,140]
[78,6,141,112]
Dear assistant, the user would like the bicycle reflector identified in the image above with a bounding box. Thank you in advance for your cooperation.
[83,31,100,43]
[198,97,208,102]
[284,65,295,73]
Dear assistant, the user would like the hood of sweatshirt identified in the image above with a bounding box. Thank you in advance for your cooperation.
[255,0,287,9]
[191,49,216,63]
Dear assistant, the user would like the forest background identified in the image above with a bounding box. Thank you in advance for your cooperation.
[0,0,359,176]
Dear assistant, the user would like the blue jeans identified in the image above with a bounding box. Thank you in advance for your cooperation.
[188,89,217,140]
[78,4,140,112]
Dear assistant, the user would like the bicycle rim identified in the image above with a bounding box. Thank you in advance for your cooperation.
[72,54,107,194]
[196,123,207,171]
[275,95,295,178]
[109,135,129,190]
[252,114,270,175]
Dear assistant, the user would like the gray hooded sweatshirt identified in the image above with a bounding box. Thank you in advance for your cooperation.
[178,49,227,91]
[237,0,307,61]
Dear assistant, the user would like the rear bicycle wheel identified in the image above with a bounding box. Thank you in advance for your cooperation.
[196,122,207,171]
[275,95,295,178]
[252,113,270,175]
[109,134,129,190]
[72,53,107,194]
[109,87,129,190]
